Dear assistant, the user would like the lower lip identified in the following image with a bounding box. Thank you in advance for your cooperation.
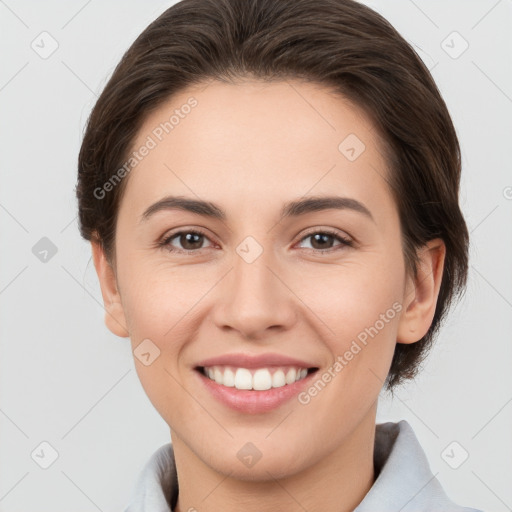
[196,370,316,414]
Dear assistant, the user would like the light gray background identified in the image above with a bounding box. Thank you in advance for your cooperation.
[1,0,511,510]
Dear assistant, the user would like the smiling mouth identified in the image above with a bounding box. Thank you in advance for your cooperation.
[196,365,319,391]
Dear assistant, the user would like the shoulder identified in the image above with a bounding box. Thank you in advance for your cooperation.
[124,443,177,512]
[354,420,484,512]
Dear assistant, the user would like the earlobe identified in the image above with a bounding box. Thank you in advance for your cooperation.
[396,238,446,344]
[90,240,130,338]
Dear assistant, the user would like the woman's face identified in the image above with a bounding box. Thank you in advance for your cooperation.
[94,79,439,479]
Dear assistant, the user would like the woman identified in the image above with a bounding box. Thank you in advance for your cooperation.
[75,0,483,510]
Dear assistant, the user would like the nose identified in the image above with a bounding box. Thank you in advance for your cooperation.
[211,247,298,341]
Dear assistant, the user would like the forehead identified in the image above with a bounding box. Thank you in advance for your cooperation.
[120,79,393,222]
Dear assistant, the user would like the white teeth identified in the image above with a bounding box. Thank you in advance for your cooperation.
[202,365,310,390]
[285,368,297,384]
[214,367,223,384]
[234,368,253,390]
[253,369,272,390]
[272,370,286,388]
[223,368,235,387]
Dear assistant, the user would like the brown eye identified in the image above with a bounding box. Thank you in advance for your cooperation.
[161,230,212,253]
[297,230,353,252]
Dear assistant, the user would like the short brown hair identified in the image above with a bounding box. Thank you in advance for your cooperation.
[76,0,469,390]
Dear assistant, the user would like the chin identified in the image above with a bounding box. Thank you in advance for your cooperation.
[202,442,312,482]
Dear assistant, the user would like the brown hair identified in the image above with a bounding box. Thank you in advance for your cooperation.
[76,0,469,390]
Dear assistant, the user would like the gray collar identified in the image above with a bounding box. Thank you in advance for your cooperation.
[125,420,482,512]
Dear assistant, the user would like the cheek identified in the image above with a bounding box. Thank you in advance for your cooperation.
[289,253,404,410]
[292,256,404,346]
[120,259,210,341]
[294,270,401,441]
[119,261,228,416]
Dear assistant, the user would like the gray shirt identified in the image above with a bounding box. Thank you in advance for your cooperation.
[125,420,483,511]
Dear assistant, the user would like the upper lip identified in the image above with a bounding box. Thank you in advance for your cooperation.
[195,353,318,369]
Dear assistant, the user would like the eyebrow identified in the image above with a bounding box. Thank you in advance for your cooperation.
[140,195,375,224]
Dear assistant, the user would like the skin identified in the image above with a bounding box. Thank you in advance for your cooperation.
[91,79,445,512]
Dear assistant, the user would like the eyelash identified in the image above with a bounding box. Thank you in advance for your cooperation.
[158,228,354,255]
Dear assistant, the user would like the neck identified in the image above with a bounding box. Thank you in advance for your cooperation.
[172,408,376,512]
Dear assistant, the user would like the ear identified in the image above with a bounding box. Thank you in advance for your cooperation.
[90,240,130,338]
[397,238,446,344]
